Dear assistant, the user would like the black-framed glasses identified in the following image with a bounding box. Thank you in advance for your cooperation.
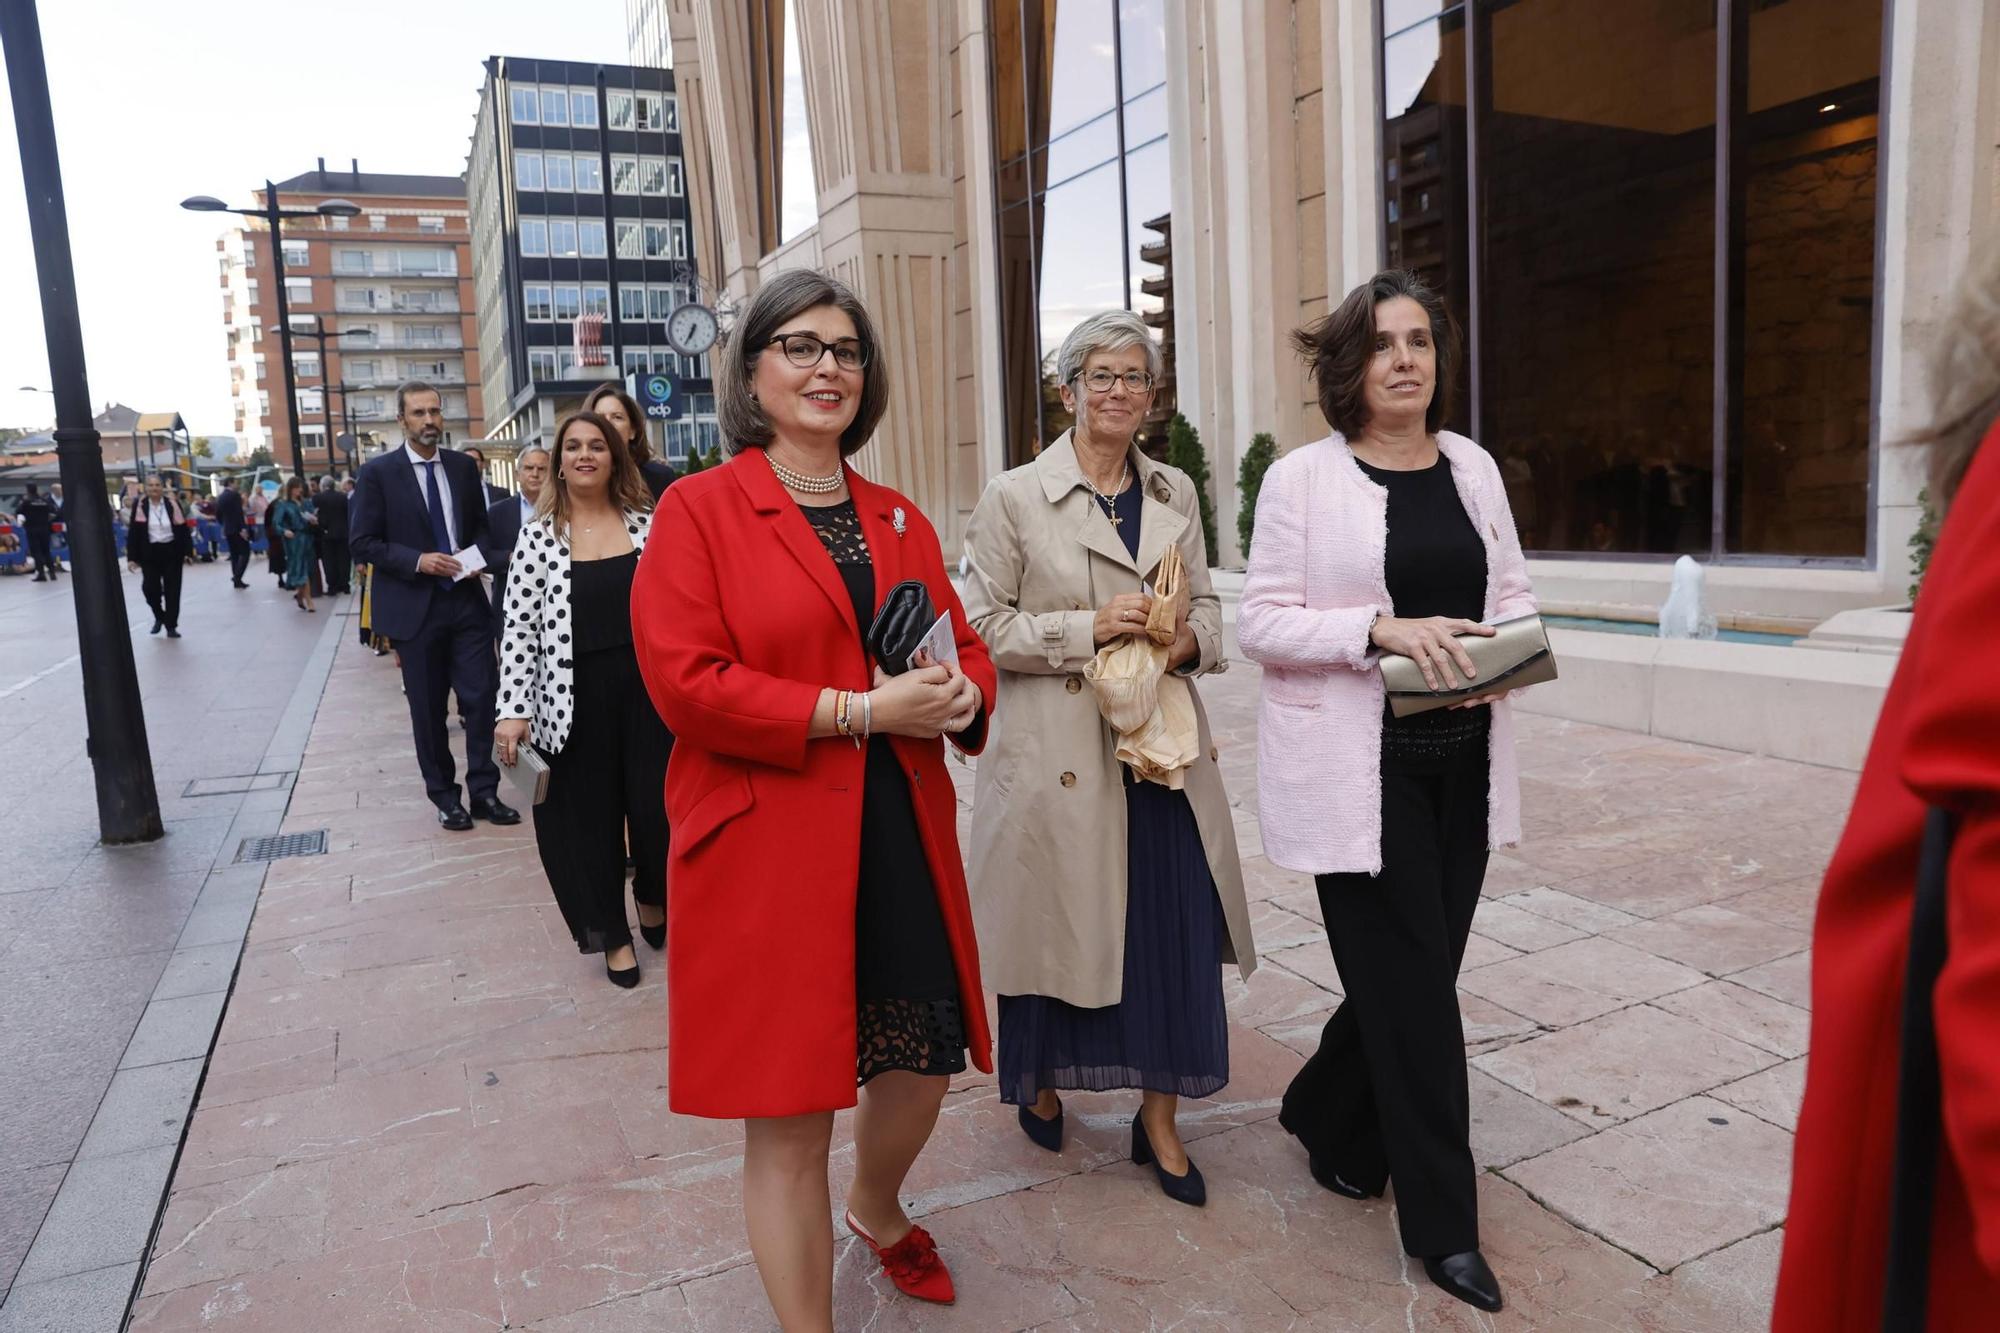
[1075,368,1155,394]
[764,331,870,371]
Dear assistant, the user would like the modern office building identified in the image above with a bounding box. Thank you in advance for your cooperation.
[661,0,2000,632]
[213,162,483,472]
[466,55,720,463]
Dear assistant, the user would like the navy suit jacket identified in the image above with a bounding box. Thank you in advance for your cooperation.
[349,447,490,642]
[216,488,246,538]
[482,492,529,629]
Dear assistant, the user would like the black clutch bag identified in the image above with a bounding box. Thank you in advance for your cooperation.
[868,579,935,675]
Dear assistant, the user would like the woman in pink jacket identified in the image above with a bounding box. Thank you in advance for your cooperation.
[1236,270,1536,1314]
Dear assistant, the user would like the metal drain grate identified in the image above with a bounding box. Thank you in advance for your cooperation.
[236,830,327,863]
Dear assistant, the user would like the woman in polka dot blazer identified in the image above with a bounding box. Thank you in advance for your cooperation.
[495,410,668,989]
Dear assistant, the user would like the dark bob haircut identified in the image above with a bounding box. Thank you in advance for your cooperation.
[1291,269,1461,438]
[715,268,888,458]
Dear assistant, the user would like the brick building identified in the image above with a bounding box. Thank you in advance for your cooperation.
[214,161,485,475]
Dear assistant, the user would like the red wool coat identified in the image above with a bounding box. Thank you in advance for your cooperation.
[631,451,997,1119]
[1774,424,2000,1329]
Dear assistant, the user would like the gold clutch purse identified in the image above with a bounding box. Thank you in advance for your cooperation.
[1379,613,1558,718]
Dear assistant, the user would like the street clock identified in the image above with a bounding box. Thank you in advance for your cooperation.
[667,303,720,357]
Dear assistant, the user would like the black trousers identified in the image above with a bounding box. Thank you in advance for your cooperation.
[1279,759,1490,1258]
[27,531,55,578]
[138,547,184,629]
[531,645,671,954]
[226,533,250,583]
[320,536,350,594]
[395,580,500,809]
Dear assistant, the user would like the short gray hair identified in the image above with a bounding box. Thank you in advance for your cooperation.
[518,444,551,465]
[1055,310,1163,388]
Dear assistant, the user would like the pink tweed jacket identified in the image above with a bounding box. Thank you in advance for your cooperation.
[1236,431,1536,875]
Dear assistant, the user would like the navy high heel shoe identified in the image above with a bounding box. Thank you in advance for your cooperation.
[1017,1098,1064,1152]
[1130,1114,1206,1207]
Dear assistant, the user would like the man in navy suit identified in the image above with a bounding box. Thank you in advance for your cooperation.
[349,381,519,831]
[216,477,250,587]
[480,443,549,640]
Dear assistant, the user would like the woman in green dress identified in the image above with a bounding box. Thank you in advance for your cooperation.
[271,476,316,612]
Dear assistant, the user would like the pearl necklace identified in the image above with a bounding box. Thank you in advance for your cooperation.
[768,455,843,494]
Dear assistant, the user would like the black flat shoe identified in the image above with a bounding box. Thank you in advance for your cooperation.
[1422,1250,1503,1313]
[638,920,665,950]
[1307,1152,1380,1200]
[1017,1099,1064,1152]
[438,804,474,832]
[166,628,181,638]
[1130,1115,1205,1207]
[150,618,162,635]
[606,960,641,988]
[469,797,520,826]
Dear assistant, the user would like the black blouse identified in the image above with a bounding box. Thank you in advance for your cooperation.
[568,550,638,654]
[1356,454,1490,771]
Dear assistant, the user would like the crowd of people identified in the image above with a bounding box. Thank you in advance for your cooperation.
[243,253,2000,1331]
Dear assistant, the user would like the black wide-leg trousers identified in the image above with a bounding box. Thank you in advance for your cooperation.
[139,547,184,629]
[1279,760,1490,1259]
[531,645,672,955]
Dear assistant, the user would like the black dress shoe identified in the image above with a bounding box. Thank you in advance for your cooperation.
[1307,1152,1380,1200]
[1130,1115,1206,1207]
[638,920,665,950]
[1422,1250,1503,1313]
[150,618,162,635]
[469,796,520,826]
[438,804,474,831]
[1017,1098,1064,1152]
[165,627,181,639]
[606,959,641,988]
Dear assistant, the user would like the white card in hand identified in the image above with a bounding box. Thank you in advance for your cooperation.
[907,610,960,671]
[451,543,488,582]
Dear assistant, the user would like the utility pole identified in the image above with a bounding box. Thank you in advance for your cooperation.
[1,0,162,842]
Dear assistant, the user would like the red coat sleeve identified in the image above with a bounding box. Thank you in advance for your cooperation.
[1904,429,2000,1275]
[632,483,824,771]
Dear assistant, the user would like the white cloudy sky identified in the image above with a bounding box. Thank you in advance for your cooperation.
[0,0,627,438]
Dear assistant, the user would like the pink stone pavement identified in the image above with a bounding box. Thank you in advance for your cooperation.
[130,626,1852,1330]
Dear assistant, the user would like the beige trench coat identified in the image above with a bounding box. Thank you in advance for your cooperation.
[962,433,1256,1009]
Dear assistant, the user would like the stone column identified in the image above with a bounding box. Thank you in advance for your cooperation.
[666,0,725,297]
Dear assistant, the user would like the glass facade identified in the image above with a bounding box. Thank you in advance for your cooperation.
[991,0,1170,466]
[1381,0,1883,560]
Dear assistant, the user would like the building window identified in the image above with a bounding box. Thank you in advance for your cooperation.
[1373,0,1884,559]
[647,285,674,322]
[540,87,569,126]
[570,88,598,127]
[299,388,324,413]
[636,93,665,131]
[514,151,543,190]
[418,216,445,234]
[294,353,321,379]
[640,156,668,196]
[330,215,348,230]
[281,241,309,268]
[669,220,688,260]
[544,153,574,191]
[348,359,377,381]
[663,93,679,133]
[610,155,639,195]
[524,283,552,321]
[550,219,578,257]
[619,285,648,321]
[615,220,642,259]
[574,155,602,192]
[336,249,367,274]
[582,283,610,317]
[557,348,583,379]
[520,219,548,256]
[553,284,581,321]
[579,219,606,257]
[666,157,685,196]
[622,347,650,375]
[285,277,313,304]
[528,348,557,380]
[606,89,634,130]
[510,85,538,124]
[369,214,387,231]
[642,223,671,259]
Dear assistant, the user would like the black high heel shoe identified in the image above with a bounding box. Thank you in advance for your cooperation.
[1130,1114,1206,1207]
[1017,1097,1063,1152]
[606,956,641,988]
[638,919,665,950]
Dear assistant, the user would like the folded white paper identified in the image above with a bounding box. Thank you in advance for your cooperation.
[451,543,488,582]
[908,609,960,671]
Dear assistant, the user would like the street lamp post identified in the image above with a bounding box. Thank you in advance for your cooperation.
[182,187,360,483]
[1,0,161,842]
[277,319,363,473]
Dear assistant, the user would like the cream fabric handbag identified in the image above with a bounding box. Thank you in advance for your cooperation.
[1379,613,1558,717]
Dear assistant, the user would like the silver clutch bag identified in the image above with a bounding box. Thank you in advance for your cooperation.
[1380,613,1558,718]
[495,740,552,805]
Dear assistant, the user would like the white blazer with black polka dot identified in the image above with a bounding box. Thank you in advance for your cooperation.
[496,507,652,755]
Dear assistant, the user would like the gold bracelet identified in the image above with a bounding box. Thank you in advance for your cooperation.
[835,689,850,737]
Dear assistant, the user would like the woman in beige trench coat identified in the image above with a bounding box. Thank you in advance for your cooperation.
[963,310,1256,1209]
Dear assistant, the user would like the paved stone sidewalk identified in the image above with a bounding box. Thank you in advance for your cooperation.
[128,628,1851,1330]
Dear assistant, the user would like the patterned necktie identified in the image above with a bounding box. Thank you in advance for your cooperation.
[422,460,452,554]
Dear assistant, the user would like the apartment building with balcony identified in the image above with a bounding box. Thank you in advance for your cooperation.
[467,56,717,464]
[213,160,485,473]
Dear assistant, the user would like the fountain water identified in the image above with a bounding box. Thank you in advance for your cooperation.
[1658,555,1719,640]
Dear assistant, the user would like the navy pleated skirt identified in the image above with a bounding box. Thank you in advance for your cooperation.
[997,775,1230,1104]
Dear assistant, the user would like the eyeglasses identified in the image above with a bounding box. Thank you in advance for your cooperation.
[1075,368,1156,394]
[765,331,870,371]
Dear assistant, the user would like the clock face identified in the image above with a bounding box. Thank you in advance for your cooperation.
[667,303,720,357]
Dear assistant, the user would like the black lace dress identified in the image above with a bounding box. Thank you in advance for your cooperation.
[800,500,969,1084]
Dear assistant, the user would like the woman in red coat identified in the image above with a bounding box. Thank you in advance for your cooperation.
[632,270,994,1331]
[1774,265,2000,1329]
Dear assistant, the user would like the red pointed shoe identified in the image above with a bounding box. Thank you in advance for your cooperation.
[844,1211,956,1304]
